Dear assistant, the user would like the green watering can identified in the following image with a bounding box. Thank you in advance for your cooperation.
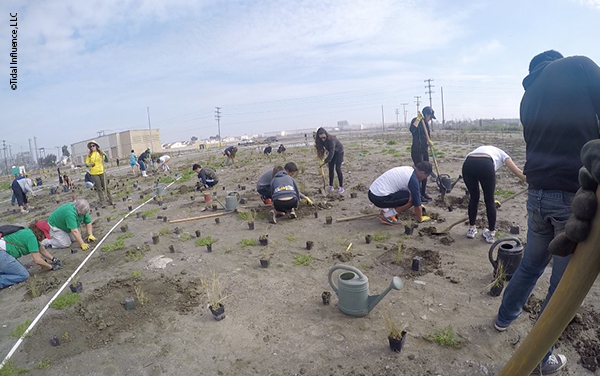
[225,192,241,211]
[328,265,403,317]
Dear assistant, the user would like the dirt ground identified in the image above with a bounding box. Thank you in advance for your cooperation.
[1,129,599,376]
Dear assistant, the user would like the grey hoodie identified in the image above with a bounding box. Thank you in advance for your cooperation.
[270,171,300,201]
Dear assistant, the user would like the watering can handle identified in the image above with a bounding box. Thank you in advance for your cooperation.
[234,191,241,203]
[328,264,366,293]
[488,237,522,268]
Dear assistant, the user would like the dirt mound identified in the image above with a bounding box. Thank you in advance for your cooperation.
[560,308,600,371]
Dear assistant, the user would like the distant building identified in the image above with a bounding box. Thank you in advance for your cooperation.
[71,129,161,165]
[337,120,349,129]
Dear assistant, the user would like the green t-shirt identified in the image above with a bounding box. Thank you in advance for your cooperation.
[48,202,91,233]
[4,228,39,258]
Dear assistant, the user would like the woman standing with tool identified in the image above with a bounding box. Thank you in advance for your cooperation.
[410,107,435,203]
[315,127,345,194]
[85,140,113,207]
[462,146,526,243]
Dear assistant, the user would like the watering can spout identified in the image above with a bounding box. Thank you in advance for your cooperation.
[367,276,404,312]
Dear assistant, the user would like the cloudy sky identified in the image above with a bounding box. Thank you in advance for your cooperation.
[1,0,599,155]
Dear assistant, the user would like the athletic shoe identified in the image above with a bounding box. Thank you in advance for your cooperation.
[530,354,567,375]
[422,193,432,201]
[289,209,297,219]
[466,227,478,239]
[482,229,496,244]
[328,186,334,192]
[264,198,273,205]
[269,210,277,224]
[421,195,432,203]
[27,206,35,210]
[383,208,397,218]
[379,215,401,226]
[337,187,344,194]
[493,320,509,332]
[20,209,29,214]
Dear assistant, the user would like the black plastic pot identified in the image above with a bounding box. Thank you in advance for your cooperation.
[69,281,83,293]
[106,217,111,223]
[411,256,422,271]
[215,218,220,224]
[195,230,202,238]
[306,241,314,250]
[136,212,140,218]
[325,216,333,225]
[388,331,407,353]
[314,212,318,218]
[321,291,331,305]
[404,226,414,235]
[206,244,213,252]
[128,205,133,211]
[248,222,255,230]
[365,235,372,244]
[142,215,146,220]
[163,217,167,222]
[190,195,195,201]
[50,335,60,347]
[510,225,520,234]
[212,205,218,212]
[174,227,181,234]
[260,258,270,268]
[259,236,268,246]
[209,303,226,321]
[96,212,100,217]
[120,225,128,233]
[350,192,357,198]
[124,297,135,311]
[489,280,505,297]
[169,245,175,253]
[152,235,160,245]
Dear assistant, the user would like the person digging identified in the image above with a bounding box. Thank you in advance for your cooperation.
[367,161,435,226]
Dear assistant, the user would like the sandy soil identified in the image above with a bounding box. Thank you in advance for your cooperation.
[1,129,599,376]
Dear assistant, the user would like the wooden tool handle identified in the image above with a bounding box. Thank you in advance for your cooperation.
[169,211,229,224]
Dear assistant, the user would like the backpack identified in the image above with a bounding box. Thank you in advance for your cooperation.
[0,225,25,238]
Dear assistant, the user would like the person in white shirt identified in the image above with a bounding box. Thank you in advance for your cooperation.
[158,155,171,173]
[462,145,526,243]
[368,161,435,226]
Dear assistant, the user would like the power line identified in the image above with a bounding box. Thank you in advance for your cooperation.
[424,78,434,108]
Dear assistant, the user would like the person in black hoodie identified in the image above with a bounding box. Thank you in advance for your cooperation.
[410,106,435,203]
[494,50,600,374]
[268,162,312,223]
[315,127,344,194]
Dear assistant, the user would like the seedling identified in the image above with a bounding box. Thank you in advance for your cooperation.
[131,270,142,279]
[158,227,170,236]
[180,233,193,242]
[201,271,226,309]
[286,236,296,242]
[372,231,391,242]
[11,320,32,338]
[26,277,40,298]
[382,312,404,340]
[425,326,462,347]
[240,238,257,247]
[61,331,71,343]
[50,293,82,310]
[293,254,313,266]
[394,242,404,265]
[34,360,51,370]
[195,236,217,247]
[134,285,149,306]
[125,249,144,262]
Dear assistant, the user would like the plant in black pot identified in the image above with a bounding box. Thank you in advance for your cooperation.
[202,271,227,321]
[404,221,415,235]
[195,235,218,252]
[259,249,271,268]
[488,262,507,297]
[383,313,407,353]
[246,210,255,230]
[259,234,269,246]
[69,277,83,293]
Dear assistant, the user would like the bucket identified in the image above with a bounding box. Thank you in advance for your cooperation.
[156,184,167,197]
[204,193,212,203]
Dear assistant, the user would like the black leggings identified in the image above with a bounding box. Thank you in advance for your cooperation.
[462,156,496,230]
[328,152,344,187]
[411,148,429,195]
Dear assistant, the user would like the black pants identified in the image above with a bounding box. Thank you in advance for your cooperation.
[273,197,298,212]
[462,156,496,230]
[411,148,429,196]
[368,190,410,209]
[328,152,344,187]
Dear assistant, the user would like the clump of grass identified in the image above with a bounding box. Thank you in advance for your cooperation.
[372,231,391,242]
[50,293,82,310]
[180,233,193,241]
[286,236,296,242]
[240,238,257,247]
[425,326,462,347]
[386,140,397,145]
[26,277,40,298]
[236,211,255,222]
[195,236,217,246]
[34,360,51,370]
[201,271,226,309]
[118,233,133,240]
[382,312,404,339]
[102,238,126,252]
[140,208,159,218]
[394,242,404,265]
[125,249,144,262]
[134,285,149,306]
[11,320,32,338]
[494,189,516,198]
[61,331,71,343]
[293,254,313,266]
[158,227,170,236]
[158,176,175,184]
[0,360,28,375]
[177,170,193,183]
[131,270,142,279]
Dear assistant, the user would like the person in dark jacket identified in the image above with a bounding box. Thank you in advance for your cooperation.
[138,148,151,177]
[224,146,238,165]
[193,164,218,190]
[494,50,600,375]
[268,162,312,223]
[410,106,435,203]
[315,127,344,194]
[256,166,284,204]
[263,146,272,156]
[277,144,286,154]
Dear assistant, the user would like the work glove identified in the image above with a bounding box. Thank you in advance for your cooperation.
[319,161,326,168]
[87,235,97,242]
[419,216,431,223]
[428,140,434,146]
[494,199,502,208]
[305,197,314,205]
[421,205,427,214]
[51,263,62,271]
[548,140,600,256]
[51,257,62,268]
[416,111,423,122]
[80,243,90,251]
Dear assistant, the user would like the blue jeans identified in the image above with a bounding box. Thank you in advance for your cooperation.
[0,251,29,289]
[496,189,574,361]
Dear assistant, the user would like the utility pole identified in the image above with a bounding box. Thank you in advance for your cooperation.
[424,78,434,108]
[215,107,221,145]
[2,140,8,173]
[28,138,34,163]
[381,105,385,134]
[34,137,39,167]
[414,96,421,112]
[395,109,399,128]
[441,87,446,125]
[147,107,154,153]
[400,103,409,127]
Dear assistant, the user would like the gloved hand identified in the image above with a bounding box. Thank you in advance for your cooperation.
[421,205,427,214]
[51,263,62,271]
[80,243,90,251]
[419,216,431,223]
[319,161,325,168]
[305,197,314,205]
[87,235,97,242]
[428,140,434,146]
[416,111,423,122]
[494,200,502,208]
[51,257,62,268]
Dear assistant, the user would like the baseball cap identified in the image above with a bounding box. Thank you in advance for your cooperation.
[416,161,436,179]
[35,220,51,239]
[422,106,436,119]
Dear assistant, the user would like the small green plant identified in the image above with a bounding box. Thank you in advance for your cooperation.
[240,238,257,247]
[26,277,40,298]
[286,236,296,242]
[293,254,313,266]
[102,238,126,252]
[158,176,175,184]
[394,242,404,265]
[50,292,82,310]
[494,189,516,198]
[118,232,133,240]
[382,313,404,340]
[125,249,144,262]
[61,331,71,343]
[180,233,193,241]
[134,285,149,305]
[131,270,142,279]
[140,208,159,218]
[237,210,255,222]
[158,227,170,236]
[177,170,193,183]
[195,236,217,246]
[386,140,397,145]
[425,326,462,347]
[11,320,31,338]
[372,231,391,242]
[34,360,51,370]
[0,360,28,375]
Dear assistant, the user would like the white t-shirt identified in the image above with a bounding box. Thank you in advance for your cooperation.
[369,166,415,196]
[159,155,170,164]
[466,146,510,171]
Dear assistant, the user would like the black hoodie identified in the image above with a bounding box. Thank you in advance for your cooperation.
[520,55,600,192]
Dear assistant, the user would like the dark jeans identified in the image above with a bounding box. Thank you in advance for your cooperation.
[257,186,271,200]
[411,148,429,195]
[328,152,344,187]
[462,156,496,229]
[368,190,410,209]
[11,180,26,206]
[273,197,298,212]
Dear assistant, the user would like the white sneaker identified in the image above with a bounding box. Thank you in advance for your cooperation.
[466,227,477,239]
[482,229,496,244]
[531,354,567,374]
[328,186,334,192]
[269,210,277,224]
[289,209,297,219]
[20,209,29,214]
[383,208,397,218]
